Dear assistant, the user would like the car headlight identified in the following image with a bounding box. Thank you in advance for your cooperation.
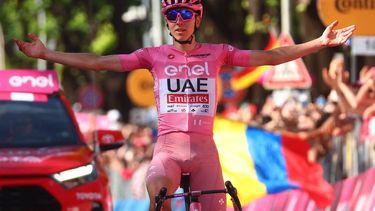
[52,164,98,189]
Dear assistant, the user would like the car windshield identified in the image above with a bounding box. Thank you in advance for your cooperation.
[0,95,82,148]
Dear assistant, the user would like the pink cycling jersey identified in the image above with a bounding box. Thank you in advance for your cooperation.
[120,44,251,210]
[119,43,251,136]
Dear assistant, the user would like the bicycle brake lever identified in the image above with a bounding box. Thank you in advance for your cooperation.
[225,181,242,211]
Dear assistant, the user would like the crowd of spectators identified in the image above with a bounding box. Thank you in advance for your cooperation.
[94,55,375,206]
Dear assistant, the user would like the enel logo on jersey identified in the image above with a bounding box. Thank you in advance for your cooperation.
[164,62,210,77]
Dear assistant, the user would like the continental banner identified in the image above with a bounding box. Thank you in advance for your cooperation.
[317,0,375,36]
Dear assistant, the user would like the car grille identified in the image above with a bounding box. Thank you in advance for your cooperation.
[0,185,61,211]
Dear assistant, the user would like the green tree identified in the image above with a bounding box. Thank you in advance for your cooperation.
[0,0,143,120]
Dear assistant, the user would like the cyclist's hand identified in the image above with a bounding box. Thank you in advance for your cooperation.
[14,33,46,59]
[320,21,355,47]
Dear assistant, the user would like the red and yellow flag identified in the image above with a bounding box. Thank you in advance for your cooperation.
[230,33,279,91]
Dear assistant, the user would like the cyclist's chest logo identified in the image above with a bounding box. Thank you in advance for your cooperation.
[164,78,211,105]
[167,78,208,93]
[164,62,210,77]
[158,79,215,116]
[158,62,215,116]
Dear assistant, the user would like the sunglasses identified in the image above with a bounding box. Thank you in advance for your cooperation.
[165,8,195,22]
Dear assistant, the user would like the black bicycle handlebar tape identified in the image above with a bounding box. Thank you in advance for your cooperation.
[155,187,167,211]
[225,181,242,211]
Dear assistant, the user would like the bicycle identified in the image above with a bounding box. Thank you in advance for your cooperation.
[155,172,242,211]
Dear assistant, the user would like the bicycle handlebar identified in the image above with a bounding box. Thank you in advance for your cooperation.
[164,189,227,199]
[155,181,242,211]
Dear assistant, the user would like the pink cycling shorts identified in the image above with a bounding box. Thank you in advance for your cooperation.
[146,132,226,210]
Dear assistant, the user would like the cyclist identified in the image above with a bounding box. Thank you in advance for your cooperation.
[14,0,355,210]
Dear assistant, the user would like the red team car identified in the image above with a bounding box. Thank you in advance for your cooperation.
[0,70,123,211]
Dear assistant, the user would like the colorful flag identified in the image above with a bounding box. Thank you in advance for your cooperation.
[213,117,334,209]
[230,33,279,91]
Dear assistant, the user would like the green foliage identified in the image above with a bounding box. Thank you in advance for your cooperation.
[244,15,257,35]
[67,10,89,33]
[244,15,269,35]
[0,1,24,41]
[266,0,279,7]
[45,13,60,38]
[95,5,114,22]
[90,23,117,55]
[241,0,249,9]
[0,0,120,64]
[296,2,308,13]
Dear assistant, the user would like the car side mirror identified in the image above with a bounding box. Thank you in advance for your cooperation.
[95,129,124,151]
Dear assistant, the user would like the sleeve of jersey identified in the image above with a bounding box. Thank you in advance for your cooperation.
[118,48,152,71]
[223,44,251,67]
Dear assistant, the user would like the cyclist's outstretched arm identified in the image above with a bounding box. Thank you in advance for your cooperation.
[248,21,355,67]
[14,33,124,72]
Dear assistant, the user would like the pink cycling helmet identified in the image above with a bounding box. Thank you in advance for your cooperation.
[161,0,203,18]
